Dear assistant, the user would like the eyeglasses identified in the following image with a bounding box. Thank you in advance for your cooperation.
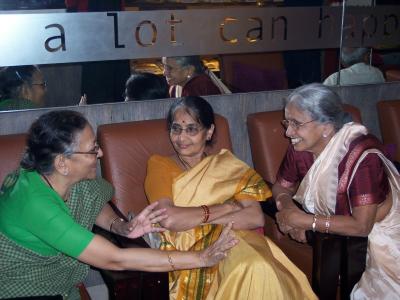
[170,124,203,136]
[72,144,100,155]
[281,119,315,130]
[31,81,47,88]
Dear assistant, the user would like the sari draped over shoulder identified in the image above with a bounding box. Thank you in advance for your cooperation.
[157,149,316,300]
[292,123,400,299]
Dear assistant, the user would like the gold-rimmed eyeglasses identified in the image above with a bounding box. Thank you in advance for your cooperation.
[72,144,100,155]
[281,119,315,130]
[170,124,203,136]
[31,81,47,88]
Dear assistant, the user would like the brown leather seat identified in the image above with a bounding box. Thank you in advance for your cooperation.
[0,133,27,185]
[246,104,362,282]
[96,114,232,299]
[377,99,400,162]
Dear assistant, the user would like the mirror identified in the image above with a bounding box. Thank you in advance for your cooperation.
[0,1,399,110]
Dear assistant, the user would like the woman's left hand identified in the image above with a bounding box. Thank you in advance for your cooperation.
[276,207,301,233]
[115,202,168,239]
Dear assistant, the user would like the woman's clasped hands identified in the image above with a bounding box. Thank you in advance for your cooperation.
[275,201,307,243]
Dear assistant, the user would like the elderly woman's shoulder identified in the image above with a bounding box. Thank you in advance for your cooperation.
[73,178,114,200]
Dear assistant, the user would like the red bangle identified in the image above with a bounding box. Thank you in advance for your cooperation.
[201,205,210,223]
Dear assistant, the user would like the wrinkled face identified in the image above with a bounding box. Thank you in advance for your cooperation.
[169,108,214,161]
[162,57,191,86]
[284,102,332,156]
[27,70,46,106]
[67,124,103,182]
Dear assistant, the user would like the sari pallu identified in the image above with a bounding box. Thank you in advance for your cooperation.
[161,149,316,300]
[293,123,400,299]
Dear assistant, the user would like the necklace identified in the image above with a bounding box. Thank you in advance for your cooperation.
[176,152,207,170]
[42,174,54,190]
[41,174,69,202]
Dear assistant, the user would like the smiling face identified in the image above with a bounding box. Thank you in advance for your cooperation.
[284,102,334,156]
[66,124,103,182]
[169,108,214,165]
[162,57,193,87]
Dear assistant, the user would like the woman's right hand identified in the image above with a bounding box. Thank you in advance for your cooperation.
[198,222,238,267]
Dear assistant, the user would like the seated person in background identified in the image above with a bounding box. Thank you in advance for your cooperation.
[124,72,168,101]
[273,83,398,300]
[0,65,46,110]
[162,56,229,98]
[145,96,316,300]
[0,110,237,299]
[323,47,385,86]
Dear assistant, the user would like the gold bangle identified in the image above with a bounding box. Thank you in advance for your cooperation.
[312,215,317,232]
[325,215,331,234]
[110,216,123,232]
[167,253,176,271]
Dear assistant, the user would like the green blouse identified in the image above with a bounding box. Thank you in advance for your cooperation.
[0,169,93,257]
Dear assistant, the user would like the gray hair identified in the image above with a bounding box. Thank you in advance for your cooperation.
[286,83,353,131]
[341,47,369,66]
[170,56,205,74]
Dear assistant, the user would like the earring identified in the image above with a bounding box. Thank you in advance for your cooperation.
[187,74,191,79]
[322,133,328,138]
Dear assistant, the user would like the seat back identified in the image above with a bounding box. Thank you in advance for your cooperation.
[219,52,288,92]
[0,133,27,185]
[97,114,232,216]
[377,100,400,161]
[247,104,362,184]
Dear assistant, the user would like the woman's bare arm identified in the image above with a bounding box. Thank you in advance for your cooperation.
[209,200,265,230]
[78,222,238,271]
[154,197,240,231]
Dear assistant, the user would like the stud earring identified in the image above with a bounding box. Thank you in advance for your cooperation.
[322,133,328,138]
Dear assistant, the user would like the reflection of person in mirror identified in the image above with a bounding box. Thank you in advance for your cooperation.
[0,65,46,111]
[162,56,230,98]
[323,47,385,86]
[0,110,238,298]
[124,72,168,101]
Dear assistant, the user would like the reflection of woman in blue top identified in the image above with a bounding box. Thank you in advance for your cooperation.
[0,65,47,111]
[0,110,237,299]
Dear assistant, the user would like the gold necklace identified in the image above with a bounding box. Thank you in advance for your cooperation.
[176,152,207,170]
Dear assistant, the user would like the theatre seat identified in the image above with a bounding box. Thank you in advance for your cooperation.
[0,133,27,185]
[377,100,400,162]
[246,104,362,283]
[96,114,232,299]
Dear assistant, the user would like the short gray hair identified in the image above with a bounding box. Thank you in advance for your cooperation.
[170,56,205,74]
[341,47,369,66]
[286,83,353,131]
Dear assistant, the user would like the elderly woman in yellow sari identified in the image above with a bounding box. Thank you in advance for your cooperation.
[144,96,316,300]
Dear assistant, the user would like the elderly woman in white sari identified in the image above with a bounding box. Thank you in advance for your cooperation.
[273,83,399,300]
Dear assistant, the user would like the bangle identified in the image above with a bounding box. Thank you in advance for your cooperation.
[200,205,210,223]
[275,193,291,202]
[312,215,317,232]
[325,215,331,234]
[110,216,124,232]
[167,253,176,271]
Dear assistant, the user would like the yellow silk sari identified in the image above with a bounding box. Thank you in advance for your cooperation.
[148,149,316,300]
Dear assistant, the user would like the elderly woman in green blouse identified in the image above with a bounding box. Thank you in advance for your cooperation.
[0,110,237,299]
